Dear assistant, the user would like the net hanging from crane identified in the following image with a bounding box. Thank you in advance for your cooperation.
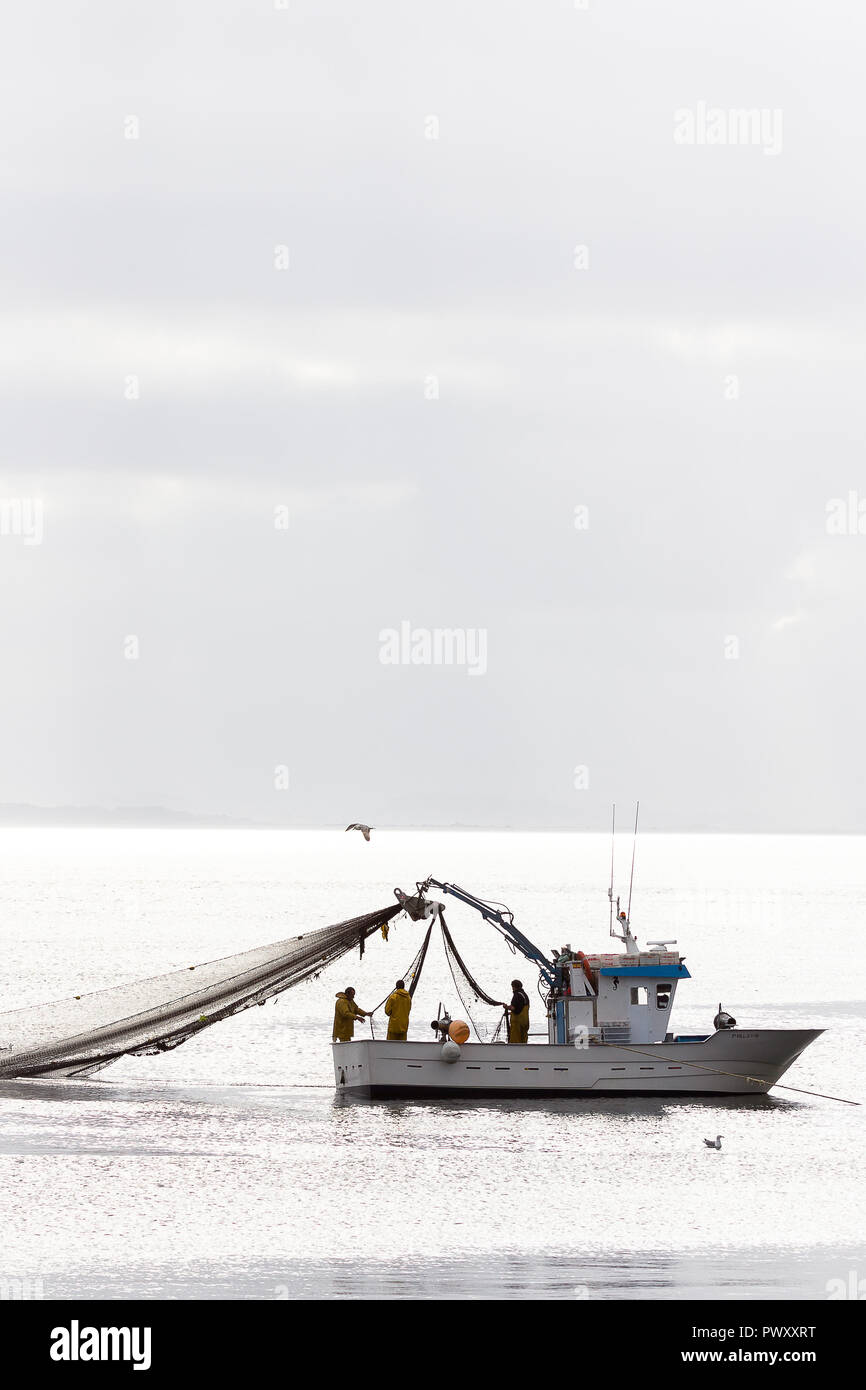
[367,918,435,1035]
[440,910,508,1042]
[403,919,433,998]
[0,901,404,1079]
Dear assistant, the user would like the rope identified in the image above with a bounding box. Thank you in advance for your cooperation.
[603,1041,859,1106]
[440,911,508,1041]
[440,912,504,1007]
[407,922,433,999]
[366,921,435,1036]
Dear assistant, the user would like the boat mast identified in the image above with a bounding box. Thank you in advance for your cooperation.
[627,800,640,925]
[609,801,640,954]
[608,803,616,939]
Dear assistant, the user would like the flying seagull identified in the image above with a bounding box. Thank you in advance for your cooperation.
[346,823,373,841]
[703,1135,724,1150]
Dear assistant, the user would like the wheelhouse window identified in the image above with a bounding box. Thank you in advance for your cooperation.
[630,986,648,1006]
[656,984,672,1009]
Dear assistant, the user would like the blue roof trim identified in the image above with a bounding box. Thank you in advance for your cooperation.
[599,964,691,979]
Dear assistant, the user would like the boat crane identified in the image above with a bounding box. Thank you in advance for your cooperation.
[417,877,557,988]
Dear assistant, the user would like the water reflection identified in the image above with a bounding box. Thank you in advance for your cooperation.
[27,1248,861,1301]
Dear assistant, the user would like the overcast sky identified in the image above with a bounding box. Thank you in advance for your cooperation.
[0,2,863,831]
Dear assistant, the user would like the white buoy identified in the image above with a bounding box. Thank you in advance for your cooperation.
[440,1038,461,1063]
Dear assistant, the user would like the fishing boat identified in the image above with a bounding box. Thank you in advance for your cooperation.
[0,835,824,1099]
[333,876,824,1099]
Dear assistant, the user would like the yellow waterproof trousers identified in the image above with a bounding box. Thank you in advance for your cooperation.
[508,1006,529,1044]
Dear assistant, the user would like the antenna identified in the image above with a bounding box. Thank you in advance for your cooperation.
[626,800,640,923]
[608,803,616,938]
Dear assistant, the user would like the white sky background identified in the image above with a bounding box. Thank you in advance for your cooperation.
[0,1,863,830]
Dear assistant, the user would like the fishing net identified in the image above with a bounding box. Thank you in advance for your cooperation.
[402,921,433,999]
[0,901,403,1079]
[440,911,508,1041]
[367,920,435,1037]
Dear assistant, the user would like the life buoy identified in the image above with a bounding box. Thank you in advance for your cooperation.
[575,951,597,994]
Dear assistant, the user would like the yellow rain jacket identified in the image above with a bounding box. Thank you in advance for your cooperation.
[384,988,412,1040]
[508,989,530,1044]
[333,992,366,1043]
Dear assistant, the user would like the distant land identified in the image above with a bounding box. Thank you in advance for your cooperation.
[0,806,500,830]
[0,805,859,833]
[0,804,264,829]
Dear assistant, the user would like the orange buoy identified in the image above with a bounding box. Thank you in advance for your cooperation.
[448,1019,470,1044]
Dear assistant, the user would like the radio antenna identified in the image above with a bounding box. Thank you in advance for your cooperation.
[626,800,640,923]
[608,803,616,937]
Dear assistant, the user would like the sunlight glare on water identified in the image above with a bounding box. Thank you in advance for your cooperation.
[0,829,863,1299]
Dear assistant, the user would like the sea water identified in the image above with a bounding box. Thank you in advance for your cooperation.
[0,829,863,1300]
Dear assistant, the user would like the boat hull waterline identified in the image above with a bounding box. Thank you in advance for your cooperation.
[333,1029,823,1099]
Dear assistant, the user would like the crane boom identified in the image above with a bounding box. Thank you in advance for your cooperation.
[419,877,556,987]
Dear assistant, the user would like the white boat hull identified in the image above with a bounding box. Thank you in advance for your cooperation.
[333,1029,823,1098]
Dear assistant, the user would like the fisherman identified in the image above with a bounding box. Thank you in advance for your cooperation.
[384,979,412,1040]
[332,986,370,1042]
[507,979,530,1044]
[554,944,573,992]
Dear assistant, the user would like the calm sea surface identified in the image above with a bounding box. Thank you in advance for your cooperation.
[0,829,863,1300]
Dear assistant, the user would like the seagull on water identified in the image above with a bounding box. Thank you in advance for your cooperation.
[346,823,374,841]
[703,1134,724,1150]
